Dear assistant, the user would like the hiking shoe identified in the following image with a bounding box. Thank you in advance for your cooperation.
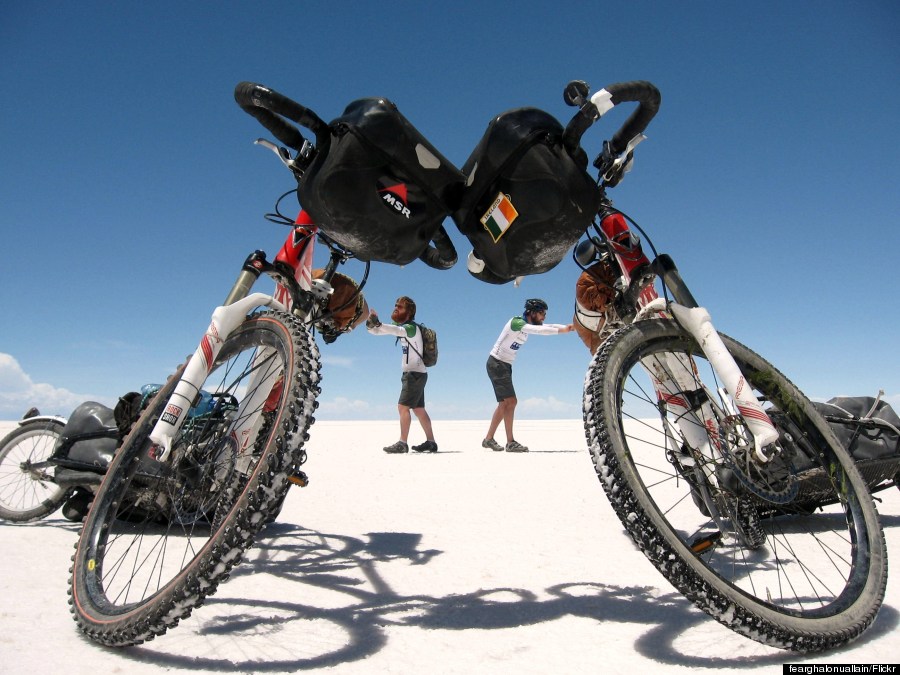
[383,441,409,454]
[412,440,438,453]
[482,438,503,452]
[505,440,529,453]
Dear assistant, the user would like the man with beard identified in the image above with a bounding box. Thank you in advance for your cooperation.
[366,296,438,453]
[482,298,573,453]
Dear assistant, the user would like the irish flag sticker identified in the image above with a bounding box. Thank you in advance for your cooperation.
[480,192,519,242]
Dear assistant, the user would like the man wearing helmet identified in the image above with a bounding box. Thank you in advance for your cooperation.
[482,298,574,452]
[366,296,438,454]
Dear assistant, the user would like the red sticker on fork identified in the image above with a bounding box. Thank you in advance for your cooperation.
[161,403,183,426]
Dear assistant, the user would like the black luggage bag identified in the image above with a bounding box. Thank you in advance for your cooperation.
[50,401,118,471]
[814,396,900,494]
[452,107,600,284]
[298,98,464,267]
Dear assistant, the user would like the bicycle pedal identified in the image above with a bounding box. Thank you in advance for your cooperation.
[690,532,721,554]
[288,471,309,487]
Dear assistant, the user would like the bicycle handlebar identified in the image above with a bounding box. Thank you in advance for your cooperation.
[562,80,661,159]
[235,82,458,272]
[234,82,329,152]
[234,80,658,270]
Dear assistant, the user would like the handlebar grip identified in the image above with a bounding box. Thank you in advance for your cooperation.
[562,80,660,158]
[602,81,661,154]
[234,82,329,150]
[418,225,458,270]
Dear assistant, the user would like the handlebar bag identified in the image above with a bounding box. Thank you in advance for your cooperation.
[451,107,600,284]
[297,98,464,265]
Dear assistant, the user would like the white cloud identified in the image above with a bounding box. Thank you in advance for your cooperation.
[320,355,355,368]
[316,396,381,419]
[0,353,30,392]
[518,395,580,417]
[0,353,103,419]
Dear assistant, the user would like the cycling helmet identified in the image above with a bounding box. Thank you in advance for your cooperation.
[524,298,548,313]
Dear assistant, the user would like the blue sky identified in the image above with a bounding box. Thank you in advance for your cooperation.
[1,1,898,423]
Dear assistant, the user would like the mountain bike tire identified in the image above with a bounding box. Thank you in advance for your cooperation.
[583,319,887,652]
[69,310,320,646]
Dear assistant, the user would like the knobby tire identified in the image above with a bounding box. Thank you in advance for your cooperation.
[583,319,887,652]
[68,310,320,646]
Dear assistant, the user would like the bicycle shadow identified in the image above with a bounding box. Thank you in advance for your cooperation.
[0,517,83,534]
[115,520,900,672]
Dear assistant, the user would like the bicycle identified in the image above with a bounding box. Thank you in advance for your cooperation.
[565,84,888,651]
[67,79,886,653]
[0,387,261,525]
[0,412,69,522]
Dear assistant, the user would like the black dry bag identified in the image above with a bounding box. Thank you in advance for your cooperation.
[297,98,464,267]
[452,107,600,284]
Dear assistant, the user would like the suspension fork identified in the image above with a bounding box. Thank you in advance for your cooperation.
[147,215,322,462]
[148,254,294,463]
[649,255,779,462]
[641,319,761,542]
[148,291,286,462]
[644,309,778,466]
[666,303,778,462]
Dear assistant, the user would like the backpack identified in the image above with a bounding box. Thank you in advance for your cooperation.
[406,322,438,367]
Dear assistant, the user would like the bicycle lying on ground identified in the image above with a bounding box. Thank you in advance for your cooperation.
[0,386,285,526]
[67,78,888,653]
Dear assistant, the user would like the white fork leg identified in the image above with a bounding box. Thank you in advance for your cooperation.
[645,352,723,466]
[149,293,285,461]
[668,303,779,462]
[224,344,283,468]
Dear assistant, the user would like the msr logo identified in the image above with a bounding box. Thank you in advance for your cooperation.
[377,178,412,219]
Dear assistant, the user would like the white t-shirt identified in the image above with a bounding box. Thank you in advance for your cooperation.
[489,316,569,364]
[368,322,426,373]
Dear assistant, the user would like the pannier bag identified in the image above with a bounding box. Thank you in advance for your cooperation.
[452,107,600,284]
[297,98,464,266]
[50,401,119,470]
[813,396,900,462]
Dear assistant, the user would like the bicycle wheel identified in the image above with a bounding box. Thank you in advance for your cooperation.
[583,319,887,652]
[0,419,70,522]
[69,310,320,646]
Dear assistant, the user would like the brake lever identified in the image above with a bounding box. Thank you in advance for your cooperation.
[600,133,647,183]
[254,138,314,172]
